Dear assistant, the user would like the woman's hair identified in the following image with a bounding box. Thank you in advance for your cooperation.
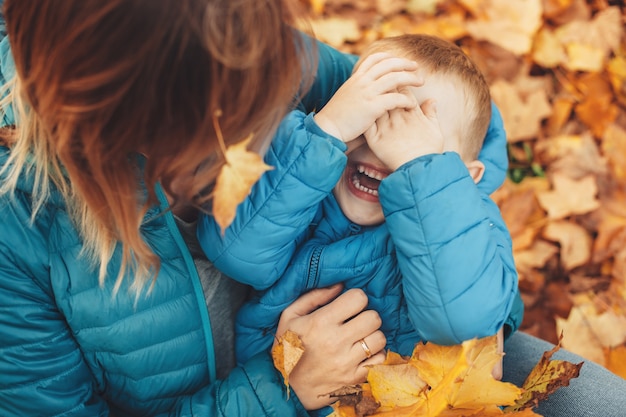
[361,34,491,160]
[0,0,313,293]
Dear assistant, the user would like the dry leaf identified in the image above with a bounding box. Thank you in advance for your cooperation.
[212,134,273,233]
[536,173,600,219]
[535,133,608,179]
[461,0,543,55]
[605,345,626,379]
[601,124,626,181]
[490,79,552,142]
[271,330,305,395]
[368,357,428,409]
[310,17,362,48]
[504,337,583,412]
[335,336,540,417]
[542,221,592,270]
[556,300,626,367]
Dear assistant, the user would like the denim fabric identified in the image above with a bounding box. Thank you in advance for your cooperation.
[503,332,626,417]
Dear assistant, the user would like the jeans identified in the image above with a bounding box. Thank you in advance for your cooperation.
[503,332,626,416]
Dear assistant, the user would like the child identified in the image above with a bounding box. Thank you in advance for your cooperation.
[198,34,523,365]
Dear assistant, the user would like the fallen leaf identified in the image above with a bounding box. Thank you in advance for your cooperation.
[310,17,362,48]
[536,173,600,219]
[605,345,626,379]
[535,133,608,179]
[212,133,273,233]
[368,353,428,409]
[542,220,592,270]
[601,124,626,181]
[461,0,543,55]
[514,239,559,274]
[490,79,552,142]
[271,330,305,395]
[504,336,583,412]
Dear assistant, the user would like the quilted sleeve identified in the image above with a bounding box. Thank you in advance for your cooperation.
[296,34,357,114]
[197,111,347,290]
[0,193,110,417]
[379,152,521,345]
[171,354,309,417]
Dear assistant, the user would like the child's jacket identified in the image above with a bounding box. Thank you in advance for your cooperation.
[198,109,524,364]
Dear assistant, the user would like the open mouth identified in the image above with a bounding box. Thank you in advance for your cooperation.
[347,163,390,200]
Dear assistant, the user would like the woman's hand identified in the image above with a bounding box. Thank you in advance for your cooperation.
[277,284,386,410]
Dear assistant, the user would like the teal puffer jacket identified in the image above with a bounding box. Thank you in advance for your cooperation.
[0,32,356,416]
[199,107,523,364]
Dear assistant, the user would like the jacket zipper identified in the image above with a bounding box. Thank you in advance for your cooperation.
[306,246,323,289]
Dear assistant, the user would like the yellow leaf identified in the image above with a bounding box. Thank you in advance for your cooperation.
[212,134,273,233]
[461,0,543,55]
[310,17,361,48]
[606,345,626,379]
[271,330,305,395]
[504,338,583,412]
[542,221,592,270]
[536,173,600,219]
[309,0,326,15]
[489,79,552,142]
[602,124,626,181]
[450,337,522,409]
[368,362,428,409]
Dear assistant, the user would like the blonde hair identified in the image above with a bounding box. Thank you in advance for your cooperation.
[0,0,313,294]
[362,34,491,159]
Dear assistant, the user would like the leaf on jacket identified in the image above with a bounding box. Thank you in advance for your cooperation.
[329,336,549,417]
[271,330,305,396]
[504,335,583,412]
[212,133,273,233]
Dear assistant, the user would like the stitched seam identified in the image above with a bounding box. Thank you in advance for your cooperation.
[1,356,83,390]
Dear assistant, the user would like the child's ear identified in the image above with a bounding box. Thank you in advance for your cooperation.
[465,160,485,184]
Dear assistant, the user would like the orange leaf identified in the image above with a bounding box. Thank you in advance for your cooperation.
[605,344,626,379]
[368,361,428,409]
[504,337,583,412]
[212,133,273,233]
[542,221,592,270]
[271,330,305,395]
[536,173,600,219]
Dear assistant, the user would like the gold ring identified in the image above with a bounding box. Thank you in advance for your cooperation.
[359,338,372,358]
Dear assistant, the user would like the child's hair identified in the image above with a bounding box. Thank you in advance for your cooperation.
[0,0,312,294]
[362,34,491,160]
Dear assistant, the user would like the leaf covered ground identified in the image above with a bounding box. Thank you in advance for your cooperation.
[301,0,626,378]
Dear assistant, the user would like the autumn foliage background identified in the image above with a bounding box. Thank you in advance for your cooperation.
[301,0,626,379]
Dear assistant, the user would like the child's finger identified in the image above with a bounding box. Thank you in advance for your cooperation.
[355,52,417,75]
[420,98,438,120]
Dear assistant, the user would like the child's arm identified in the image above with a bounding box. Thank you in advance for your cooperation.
[198,110,347,289]
[368,106,522,345]
[198,54,423,290]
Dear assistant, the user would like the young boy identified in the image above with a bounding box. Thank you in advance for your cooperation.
[198,34,523,366]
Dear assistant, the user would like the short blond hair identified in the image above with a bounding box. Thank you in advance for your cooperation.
[361,34,491,160]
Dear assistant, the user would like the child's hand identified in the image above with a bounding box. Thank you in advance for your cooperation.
[364,97,444,171]
[314,53,423,142]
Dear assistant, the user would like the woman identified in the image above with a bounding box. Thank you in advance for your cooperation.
[0,1,409,415]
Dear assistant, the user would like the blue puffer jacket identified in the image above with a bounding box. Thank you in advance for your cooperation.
[198,108,524,364]
[0,32,357,417]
